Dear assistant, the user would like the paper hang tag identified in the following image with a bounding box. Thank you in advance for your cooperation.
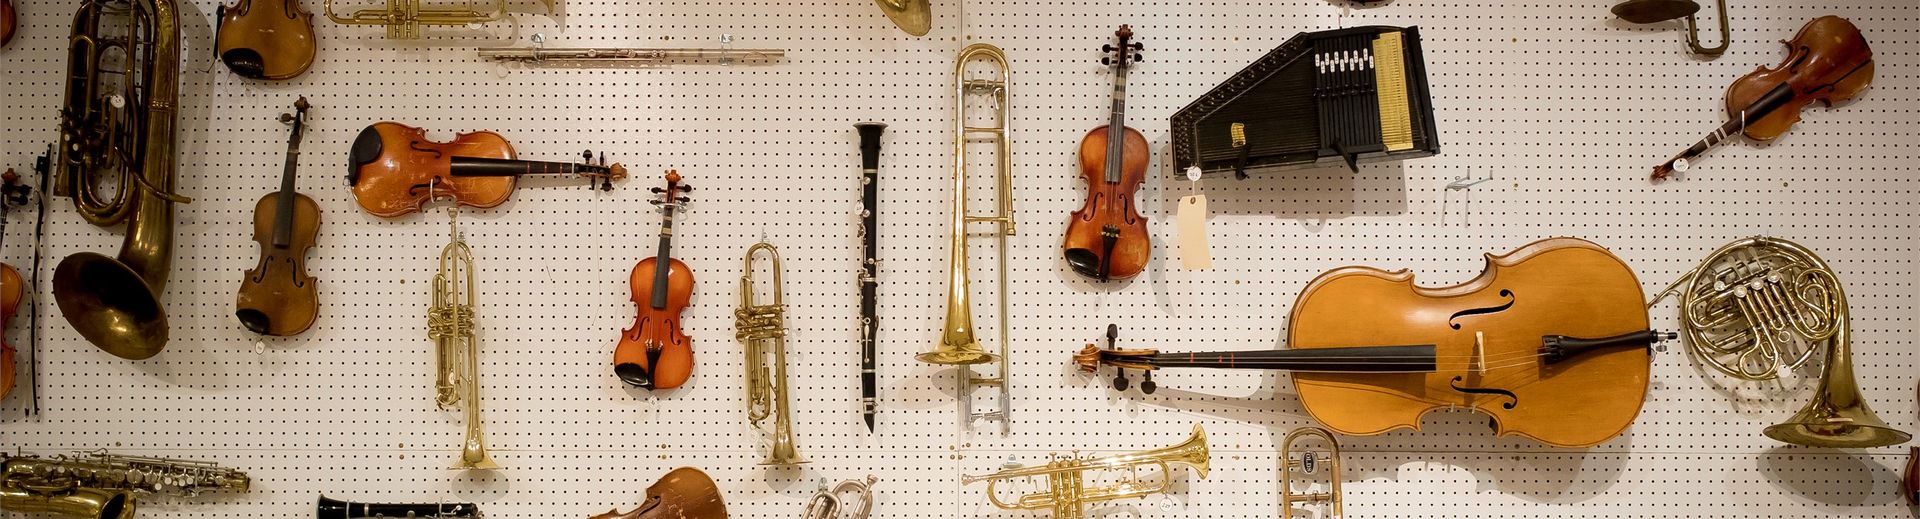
[1176,194,1212,270]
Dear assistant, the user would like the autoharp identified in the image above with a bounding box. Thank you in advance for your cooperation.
[1171,26,1439,178]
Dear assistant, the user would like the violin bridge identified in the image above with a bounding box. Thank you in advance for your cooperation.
[1472,331,1487,373]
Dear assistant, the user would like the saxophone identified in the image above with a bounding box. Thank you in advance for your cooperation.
[0,451,251,519]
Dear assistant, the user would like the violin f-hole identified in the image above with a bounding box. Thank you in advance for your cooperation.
[1449,289,1515,330]
[1450,376,1518,410]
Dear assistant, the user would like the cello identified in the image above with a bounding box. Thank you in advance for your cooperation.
[237,97,319,336]
[1063,25,1150,282]
[1652,16,1873,181]
[348,122,626,218]
[1076,238,1673,448]
[614,171,694,390]
[588,467,726,519]
[214,0,317,79]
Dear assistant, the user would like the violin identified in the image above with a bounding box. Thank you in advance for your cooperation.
[237,97,319,336]
[587,467,726,519]
[1,0,15,48]
[614,171,694,390]
[347,122,627,218]
[1652,16,1873,181]
[215,0,315,79]
[0,169,31,401]
[1064,25,1150,282]
[1076,238,1673,448]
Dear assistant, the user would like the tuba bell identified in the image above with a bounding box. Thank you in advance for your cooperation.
[52,0,191,360]
[962,423,1208,519]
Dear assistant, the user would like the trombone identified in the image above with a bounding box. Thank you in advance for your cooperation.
[739,242,803,465]
[917,43,1015,435]
[962,424,1209,519]
[431,203,499,470]
[1280,427,1342,519]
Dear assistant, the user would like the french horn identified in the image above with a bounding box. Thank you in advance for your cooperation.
[52,0,190,360]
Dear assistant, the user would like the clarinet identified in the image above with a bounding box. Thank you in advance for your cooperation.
[853,122,886,433]
[318,496,481,519]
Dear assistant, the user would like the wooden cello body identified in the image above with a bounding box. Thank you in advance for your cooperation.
[214,0,317,80]
[1289,238,1652,447]
[588,467,726,519]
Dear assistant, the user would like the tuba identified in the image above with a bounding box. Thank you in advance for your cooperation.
[738,242,803,466]
[919,43,1015,435]
[802,476,875,519]
[52,0,190,361]
[1653,236,1911,448]
[432,207,499,469]
[962,424,1208,519]
[1279,428,1342,519]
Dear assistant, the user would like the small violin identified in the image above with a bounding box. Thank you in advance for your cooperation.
[588,467,726,519]
[1653,16,1873,181]
[1078,238,1673,448]
[347,122,626,218]
[237,97,319,336]
[215,0,316,79]
[614,171,694,390]
[1063,25,1150,282]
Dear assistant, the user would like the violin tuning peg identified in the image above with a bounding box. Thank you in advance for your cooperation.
[1111,370,1130,392]
[1131,42,1143,50]
[1140,371,1157,395]
[678,185,693,192]
[1102,57,1113,65]
[1105,323,1118,343]
[677,196,691,203]
[650,187,666,193]
[279,113,295,124]
[648,199,664,205]
[1103,44,1115,52]
[1132,53,1144,62]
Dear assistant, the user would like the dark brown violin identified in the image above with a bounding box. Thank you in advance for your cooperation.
[1064,25,1149,282]
[588,467,726,519]
[615,171,694,390]
[1,0,16,48]
[237,98,319,336]
[215,0,316,79]
[1078,238,1673,448]
[1652,16,1873,181]
[348,122,626,218]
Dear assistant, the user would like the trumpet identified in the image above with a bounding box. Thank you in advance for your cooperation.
[962,424,1208,519]
[802,476,876,519]
[432,207,499,470]
[2,450,250,519]
[1279,428,1342,519]
[739,242,803,465]
[918,43,1015,435]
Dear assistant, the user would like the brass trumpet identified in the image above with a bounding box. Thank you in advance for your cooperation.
[431,206,499,469]
[52,0,191,361]
[1279,428,1342,519]
[919,43,1015,435]
[739,242,802,465]
[802,476,875,519]
[962,424,1208,519]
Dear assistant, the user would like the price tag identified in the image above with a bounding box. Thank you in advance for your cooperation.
[1176,195,1211,269]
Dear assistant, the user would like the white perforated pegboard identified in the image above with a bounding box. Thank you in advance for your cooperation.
[0,0,1915,516]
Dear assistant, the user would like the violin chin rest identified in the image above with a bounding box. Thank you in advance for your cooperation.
[1064,248,1101,279]
[221,48,267,79]
[615,362,653,389]
[236,308,271,336]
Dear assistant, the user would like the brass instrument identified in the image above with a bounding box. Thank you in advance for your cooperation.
[2,450,251,519]
[432,206,499,469]
[919,43,1014,435]
[802,475,875,519]
[1652,236,1911,448]
[962,424,1209,519]
[738,242,803,466]
[872,0,928,36]
[51,0,191,361]
[481,35,785,66]
[324,0,549,39]
[1611,0,1729,56]
[1279,428,1341,519]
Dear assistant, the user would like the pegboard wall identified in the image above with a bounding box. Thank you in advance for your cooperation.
[0,0,1915,516]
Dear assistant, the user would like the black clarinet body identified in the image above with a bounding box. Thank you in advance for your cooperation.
[854,122,886,433]
[318,496,482,519]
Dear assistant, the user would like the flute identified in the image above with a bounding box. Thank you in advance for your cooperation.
[853,122,886,433]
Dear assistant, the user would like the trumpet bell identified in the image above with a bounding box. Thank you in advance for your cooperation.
[873,0,929,36]
[53,252,167,360]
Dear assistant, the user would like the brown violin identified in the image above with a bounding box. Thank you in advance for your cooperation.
[1077,238,1672,448]
[215,0,316,79]
[615,171,694,390]
[588,467,726,519]
[348,122,626,218]
[1652,16,1873,181]
[0,168,30,400]
[1,0,16,48]
[237,98,319,336]
[1063,25,1149,282]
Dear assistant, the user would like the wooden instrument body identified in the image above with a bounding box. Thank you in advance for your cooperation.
[1063,124,1150,280]
[1,0,15,47]
[1288,238,1651,447]
[0,263,20,400]
[587,467,726,519]
[1725,15,1873,141]
[236,191,320,336]
[214,0,316,80]
[616,256,694,390]
[349,122,517,218]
